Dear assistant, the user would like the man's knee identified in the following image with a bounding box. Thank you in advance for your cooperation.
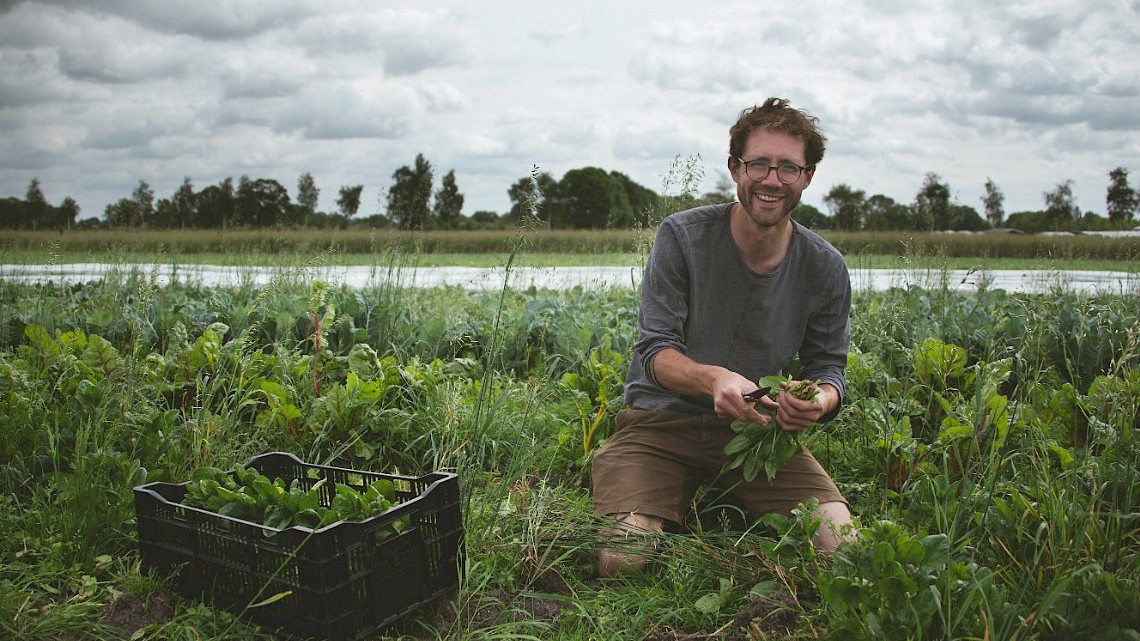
[597,513,664,577]
[812,500,855,555]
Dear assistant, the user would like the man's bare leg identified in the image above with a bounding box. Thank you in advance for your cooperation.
[597,512,664,577]
[813,500,856,555]
[599,503,852,575]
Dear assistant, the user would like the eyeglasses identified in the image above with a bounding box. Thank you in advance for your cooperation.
[735,157,814,184]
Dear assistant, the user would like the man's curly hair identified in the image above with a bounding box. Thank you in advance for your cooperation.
[728,97,827,167]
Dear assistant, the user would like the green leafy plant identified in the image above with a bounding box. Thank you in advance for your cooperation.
[183,464,407,535]
[816,520,977,640]
[306,280,334,397]
[693,577,735,620]
[724,375,821,482]
[558,338,625,469]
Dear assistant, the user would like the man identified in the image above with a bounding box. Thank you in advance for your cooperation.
[592,97,853,576]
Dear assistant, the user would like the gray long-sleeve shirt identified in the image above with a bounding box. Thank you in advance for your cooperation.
[625,202,851,417]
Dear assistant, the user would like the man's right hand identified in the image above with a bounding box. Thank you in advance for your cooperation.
[652,349,773,425]
[711,371,774,425]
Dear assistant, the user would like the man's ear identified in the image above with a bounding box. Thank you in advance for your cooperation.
[727,156,742,182]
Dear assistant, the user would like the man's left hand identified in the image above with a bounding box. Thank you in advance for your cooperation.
[772,382,838,431]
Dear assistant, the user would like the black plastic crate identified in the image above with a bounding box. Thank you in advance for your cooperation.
[134,452,463,641]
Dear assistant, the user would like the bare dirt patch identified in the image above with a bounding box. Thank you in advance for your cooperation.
[642,591,801,641]
[100,589,177,635]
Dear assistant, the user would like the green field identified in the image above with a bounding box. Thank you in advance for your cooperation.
[2,228,1139,271]
[1,244,1138,640]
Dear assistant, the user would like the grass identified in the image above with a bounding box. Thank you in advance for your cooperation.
[2,228,1138,271]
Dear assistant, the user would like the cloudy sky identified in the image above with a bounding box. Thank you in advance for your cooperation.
[1,0,1138,223]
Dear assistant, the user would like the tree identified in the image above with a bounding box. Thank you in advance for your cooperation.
[133,180,155,228]
[105,182,153,228]
[1044,180,1080,230]
[57,197,80,230]
[234,175,253,226]
[793,203,829,229]
[297,172,320,222]
[469,210,501,228]
[559,167,632,229]
[153,197,176,229]
[610,170,657,228]
[982,178,1005,227]
[1106,167,1137,226]
[104,198,140,228]
[387,154,434,230]
[0,197,25,228]
[1005,210,1051,234]
[823,183,866,231]
[863,194,910,231]
[1080,211,1113,231]
[914,173,951,231]
[197,178,236,228]
[948,204,987,231]
[336,185,364,220]
[25,178,48,230]
[433,170,464,229]
[172,177,195,229]
[237,177,290,228]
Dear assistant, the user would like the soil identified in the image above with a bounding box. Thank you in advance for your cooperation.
[97,567,798,640]
[733,592,800,637]
[396,567,576,639]
[642,591,800,641]
[100,589,178,635]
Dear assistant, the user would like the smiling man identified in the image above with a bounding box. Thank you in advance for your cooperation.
[592,98,854,576]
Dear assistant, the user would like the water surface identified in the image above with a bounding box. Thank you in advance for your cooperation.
[2,263,1136,295]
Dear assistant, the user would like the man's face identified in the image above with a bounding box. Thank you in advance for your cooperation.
[730,128,813,228]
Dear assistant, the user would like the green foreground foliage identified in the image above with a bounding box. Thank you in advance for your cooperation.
[0,263,1138,640]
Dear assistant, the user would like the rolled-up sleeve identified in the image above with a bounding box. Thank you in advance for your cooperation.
[634,220,690,388]
[798,262,851,422]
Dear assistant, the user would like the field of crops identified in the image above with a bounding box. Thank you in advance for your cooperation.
[1,259,1137,640]
[4,228,1140,268]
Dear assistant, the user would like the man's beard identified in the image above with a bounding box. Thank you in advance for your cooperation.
[740,185,802,227]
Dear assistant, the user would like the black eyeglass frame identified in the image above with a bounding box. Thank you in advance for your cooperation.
[733,156,815,184]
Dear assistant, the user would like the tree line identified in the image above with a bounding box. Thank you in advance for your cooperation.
[815,169,1138,234]
[1,157,1136,233]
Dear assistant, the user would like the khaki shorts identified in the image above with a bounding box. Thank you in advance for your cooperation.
[592,408,846,526]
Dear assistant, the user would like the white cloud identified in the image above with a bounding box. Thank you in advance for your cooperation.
[295,7,471,76]
[218,45,314,99]
[1,0,1138,220]
[22,0,314,40]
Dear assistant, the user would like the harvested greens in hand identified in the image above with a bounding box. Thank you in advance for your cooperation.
[724,375,821,482]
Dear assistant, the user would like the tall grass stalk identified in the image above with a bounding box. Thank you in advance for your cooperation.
[461,166,542,513]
